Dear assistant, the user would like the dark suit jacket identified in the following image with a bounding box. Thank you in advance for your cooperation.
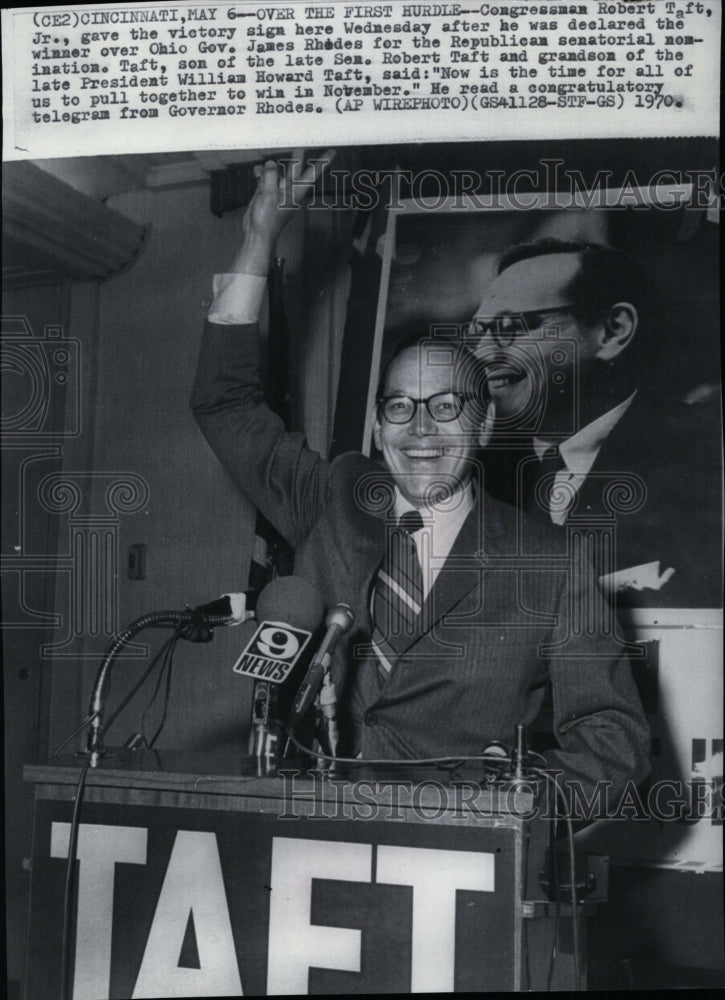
[191,322,651,796]
[483,393,722,608]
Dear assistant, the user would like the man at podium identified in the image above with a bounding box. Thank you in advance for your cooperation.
[191,153,650,806]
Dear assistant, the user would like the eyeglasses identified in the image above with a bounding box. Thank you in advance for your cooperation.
[377,392,474,424]
[468,305,575,348]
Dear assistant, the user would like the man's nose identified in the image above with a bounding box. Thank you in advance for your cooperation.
[409,401,438,436]
[472,323,502,356]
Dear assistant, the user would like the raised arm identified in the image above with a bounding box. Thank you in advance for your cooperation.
[190,150,336,548]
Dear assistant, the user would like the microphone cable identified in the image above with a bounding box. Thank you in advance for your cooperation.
[545,819,561,991]
[531,767,580,992]
[85,608,232,762]
[140,626,183,749]
[284,730,552,777]
[59,758,90,1000]
[104,631,179,743]
[51,631,179,758]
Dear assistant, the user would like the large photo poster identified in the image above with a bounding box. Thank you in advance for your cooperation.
[2,2,722,997]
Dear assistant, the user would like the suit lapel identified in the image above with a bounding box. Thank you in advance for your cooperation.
[382,492,511,660]
[571,400,642,516]
[426,491,511,625]
[341,458,394,625]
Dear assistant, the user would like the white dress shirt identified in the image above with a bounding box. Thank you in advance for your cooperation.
[208,272,267,325]
[393,484,475,599]
[533,392,637,525]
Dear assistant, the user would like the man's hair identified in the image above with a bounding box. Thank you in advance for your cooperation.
[497,238,661,358]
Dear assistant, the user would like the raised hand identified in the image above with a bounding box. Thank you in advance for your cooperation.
[233,147,335,275]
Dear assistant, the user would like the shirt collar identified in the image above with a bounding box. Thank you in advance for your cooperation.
[393,481,475,530]
[534,391,637,474]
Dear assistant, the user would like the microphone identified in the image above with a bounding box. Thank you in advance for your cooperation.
[232,576,324,773]
[232,576,324,683]
[287,604,354,736]
[255,575,324,630]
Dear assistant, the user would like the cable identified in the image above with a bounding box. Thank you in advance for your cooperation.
[139,632,178,745]
[533,767,580,992]
[55,607,231,761]
[566,804,580,990]
[59,759,90,1000]
[284,730,525,771]
[103,633,178,735]
[546,818,561,991]
[86,609,230,761]
[100,620,196,711]
[148,632,180,748]
[52,713,96,759]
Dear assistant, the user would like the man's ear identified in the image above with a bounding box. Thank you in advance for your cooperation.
[477,401,495,447]
[596,302,638,361]
[373,415,382,452]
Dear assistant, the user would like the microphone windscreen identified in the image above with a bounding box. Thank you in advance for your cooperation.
[255,575,324,631]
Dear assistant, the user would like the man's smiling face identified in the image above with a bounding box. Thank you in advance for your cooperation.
[373,344,479,508]
[473,253,600,433]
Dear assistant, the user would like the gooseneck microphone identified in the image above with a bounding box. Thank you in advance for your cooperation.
[286,604,354,736]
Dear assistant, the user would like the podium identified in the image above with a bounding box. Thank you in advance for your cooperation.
[23,752,586,997]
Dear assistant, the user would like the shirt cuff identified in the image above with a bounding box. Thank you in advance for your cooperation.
[208,273,267,325]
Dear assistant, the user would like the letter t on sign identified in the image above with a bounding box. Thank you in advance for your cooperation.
[266,837,372,994]
[51,822,148,1000]
[376,846,495,993]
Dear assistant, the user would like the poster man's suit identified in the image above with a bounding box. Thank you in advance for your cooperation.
[483,393,721,608]
[191,321,650,797]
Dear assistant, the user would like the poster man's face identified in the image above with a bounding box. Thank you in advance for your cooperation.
[472,253,600,430]
[373,345,478,508]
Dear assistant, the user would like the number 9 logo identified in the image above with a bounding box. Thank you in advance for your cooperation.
[257,626,300,661]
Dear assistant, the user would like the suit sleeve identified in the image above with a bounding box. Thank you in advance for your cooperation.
[190,321,330,548]
[544,547,652,804]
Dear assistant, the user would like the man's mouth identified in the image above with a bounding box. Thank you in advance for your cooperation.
[403,448,445,459]
[485,363,527,392]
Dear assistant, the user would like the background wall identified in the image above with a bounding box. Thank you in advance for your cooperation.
[3,279,77,983]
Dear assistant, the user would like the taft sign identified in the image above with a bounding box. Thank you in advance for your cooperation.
[26,803,519,997]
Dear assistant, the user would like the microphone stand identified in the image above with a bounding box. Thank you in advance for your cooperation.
[251,681,283,776]
[84,608,230,767]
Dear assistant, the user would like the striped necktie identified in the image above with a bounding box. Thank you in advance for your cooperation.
[371,510,425,679]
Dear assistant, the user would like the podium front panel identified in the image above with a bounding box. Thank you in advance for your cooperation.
[24,757,539,997]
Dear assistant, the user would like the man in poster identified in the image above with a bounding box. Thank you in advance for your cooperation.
[474,237,722,608]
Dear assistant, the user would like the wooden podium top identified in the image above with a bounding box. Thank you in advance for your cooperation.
[24,750,541,823]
